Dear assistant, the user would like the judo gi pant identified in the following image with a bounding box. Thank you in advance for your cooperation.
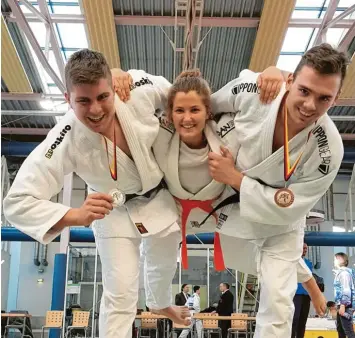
[96,229,180,338]
[179,319,203,338]
[221,228,308,338]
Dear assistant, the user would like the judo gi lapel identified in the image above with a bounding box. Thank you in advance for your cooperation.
[114,95,155,193]
[167,132,195,199]
[245,89,315,179]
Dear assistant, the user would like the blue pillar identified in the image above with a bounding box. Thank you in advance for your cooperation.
[49,253,67,338]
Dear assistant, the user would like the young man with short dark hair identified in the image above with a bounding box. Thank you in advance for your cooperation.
[4,49,190,338]
[210,43,349,337]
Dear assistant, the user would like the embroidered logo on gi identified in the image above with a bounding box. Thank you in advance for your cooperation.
[217,213,228,229]
[312,125,331,175]
[216,120,235,138]
[129,77,153,91]
[232,82,259,95]
[45,125,71,159]
[135,222,149,234]
[190,221,201,228]
[318,164,329,175]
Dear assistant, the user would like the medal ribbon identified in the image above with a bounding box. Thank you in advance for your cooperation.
[283,95,312,183]
[103,127,118,181]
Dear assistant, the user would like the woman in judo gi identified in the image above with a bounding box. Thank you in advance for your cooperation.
[113,66,327,330]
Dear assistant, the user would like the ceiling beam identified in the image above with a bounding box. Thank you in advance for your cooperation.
[81,0,120,68]
[340,55,355,99]
[330,115,355,121]
[5,12,354,28]
[1,16,32,92]
[6,0,65,93]
[324,4,355,29]
[313,0,340,46]
[1,127,51,135]
[338,21,355,51]
[1,110,66,116]
[249,0,296,72]
[37,0,65,80]
[1,93,64,101]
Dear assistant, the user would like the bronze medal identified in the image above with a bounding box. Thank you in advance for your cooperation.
[274,188,294,208]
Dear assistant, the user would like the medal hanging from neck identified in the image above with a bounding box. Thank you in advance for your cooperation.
[274,96,311,208]
[103,126,118,181]
[102,124,126,207]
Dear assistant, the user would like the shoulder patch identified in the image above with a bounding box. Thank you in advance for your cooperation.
[312,125,331,175]
[129,77,153,91]
[216,118,235,139]
[45,124,72,159]
[232,82,259,95]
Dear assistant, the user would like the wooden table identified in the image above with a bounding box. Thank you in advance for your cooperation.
[1,313,32,338]
[136,314,257,337]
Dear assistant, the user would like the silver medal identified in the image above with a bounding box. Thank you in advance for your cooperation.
[109,189,126,207]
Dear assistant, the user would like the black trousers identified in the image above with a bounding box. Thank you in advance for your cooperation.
[336,309,355,338]
[218,320,231,338]
[291,294,310,338]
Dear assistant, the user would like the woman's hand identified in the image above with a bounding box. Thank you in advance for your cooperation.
[111,68,133,102]
[257,66,285,104]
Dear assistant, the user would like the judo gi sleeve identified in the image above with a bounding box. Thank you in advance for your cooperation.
[127,69,172,111]
[211,69,260,115]
[193,295,201,313]
[239,141,343,225]
[3,129,76,244]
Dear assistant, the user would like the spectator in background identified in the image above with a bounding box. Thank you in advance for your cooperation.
[326,301,337,319]
[334,252,355,338]
[216,282,234,338]
[292,243,312,338]
[179,285,203,338]
[176,284,191,306]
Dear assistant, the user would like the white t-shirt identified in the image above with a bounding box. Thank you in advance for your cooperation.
[178,141,212,194]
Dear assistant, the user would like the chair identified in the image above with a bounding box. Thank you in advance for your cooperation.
[65,311,90,338]
[41,311,63,338]
[227,313,248,338]
[138,312,158,338]
[171,322,192,338]
[4,310,33,338]
[201,313,222,338]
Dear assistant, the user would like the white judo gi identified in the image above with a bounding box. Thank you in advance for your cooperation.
[152,88,313,281]
[153,112,238,270]
[179,293,203,338]
[211,69,343,337]
[3,70,181,338]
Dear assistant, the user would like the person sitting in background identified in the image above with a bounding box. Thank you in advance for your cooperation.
[176,284,191,306]
[334,252,355,338]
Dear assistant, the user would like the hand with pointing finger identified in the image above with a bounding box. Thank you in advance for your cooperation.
[208,146,244,190]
